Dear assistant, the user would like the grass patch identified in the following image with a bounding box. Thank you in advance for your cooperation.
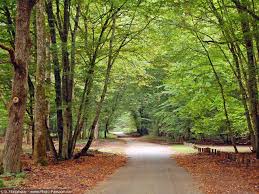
[76,133,117,145]
[99,133,117,139]
[171,145,197,154]
[141,135,170,141]
[0,172,26,188]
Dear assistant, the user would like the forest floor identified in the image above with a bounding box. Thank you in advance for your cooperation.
[139,136,258,193]
[173,152,259,194]
[0,137,258,194]
[0,139,127,193]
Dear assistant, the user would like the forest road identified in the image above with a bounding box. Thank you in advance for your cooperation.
[86,138,202,194]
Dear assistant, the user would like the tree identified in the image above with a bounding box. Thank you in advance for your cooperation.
[33,0,47,165]
[46,0,63,157]
[1,0,36,173]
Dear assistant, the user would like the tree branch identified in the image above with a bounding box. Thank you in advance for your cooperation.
[0,43,16,66]
[231,0,259,21]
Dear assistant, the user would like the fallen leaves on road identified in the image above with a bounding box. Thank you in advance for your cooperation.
[21,152,127,194]
[173,154,259,194]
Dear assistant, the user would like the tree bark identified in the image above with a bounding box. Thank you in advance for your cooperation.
[67,4,80,158]
[33,0,48,165]
[61,0,72,160]
[3,0,36,173]
[46,0,63,157]
[28,75,35,152]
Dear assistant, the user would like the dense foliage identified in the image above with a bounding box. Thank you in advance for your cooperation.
[0,0,258,172]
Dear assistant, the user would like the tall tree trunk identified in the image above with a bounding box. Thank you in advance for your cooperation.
[34,0,48,165]
[68,79,89,157]
[67,4,80,158]
[235,0,259,158]
[3,0,36,173]
[251,3,259,157]
[68,70,94,157]
[61,0,72,160]
[74,16,117,159]
[69,9,112,158]
[195,32,238,153]
[28,75,35,152]
[229,45,256,151]
[46,0,63,157]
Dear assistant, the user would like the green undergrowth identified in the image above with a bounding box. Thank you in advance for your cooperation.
[141,135,197,154]
[171,145,197,154]
[76,133,117,145]
[0,172,26,188]
[141,135,178,143]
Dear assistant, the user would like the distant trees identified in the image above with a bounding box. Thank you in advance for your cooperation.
[132,0,259,158]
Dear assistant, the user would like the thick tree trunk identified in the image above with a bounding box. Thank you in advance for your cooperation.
[33,0,48,165]
[3,0,35,173]
[46,0,63,157]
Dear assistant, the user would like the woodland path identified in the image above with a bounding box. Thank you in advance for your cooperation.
[86,138,202,194]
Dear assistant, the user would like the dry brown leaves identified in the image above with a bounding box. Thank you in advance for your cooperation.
[20,152,127,194]
[173,154,259,194]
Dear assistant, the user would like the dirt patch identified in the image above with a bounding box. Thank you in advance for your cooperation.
[173,154,259,194]
[89,139,127,154]
[19,152,127,194]
[91,138,126,147]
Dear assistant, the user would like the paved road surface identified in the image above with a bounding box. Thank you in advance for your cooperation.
[87,138,202,194]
